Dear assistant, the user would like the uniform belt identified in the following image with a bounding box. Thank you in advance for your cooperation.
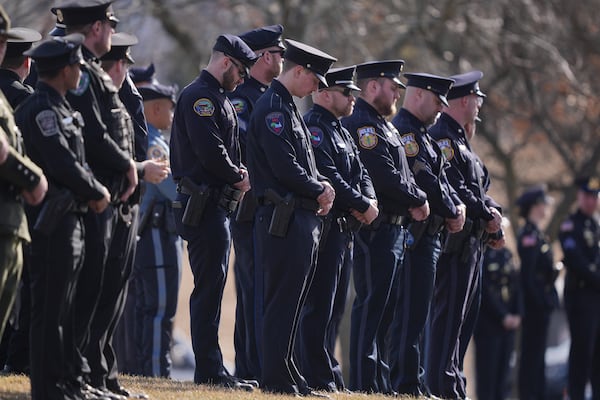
[176,182,219,199]
[380,212,406,226]
[257,196,320,212]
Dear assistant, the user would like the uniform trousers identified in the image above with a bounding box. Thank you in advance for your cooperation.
[349,223,404,393]
[0,233,22,340]
[518,302,551,400]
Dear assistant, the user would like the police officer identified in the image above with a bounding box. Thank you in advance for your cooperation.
[389,72,465,397]
[559,176,600,400]
[427,71,503,399]
[0,27,40,108]
[341,60,429,394]
[0,4,46,354]
[297,66,378,392]
[474,244,522,400]
[245,38,336,395]
[227,24,284,381]
[129,63,155,86]
[134,81,182,378]
[15,33,110,400]
[170,34,257,391]
[516,184,559,400]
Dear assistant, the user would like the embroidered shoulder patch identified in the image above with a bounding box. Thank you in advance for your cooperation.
[147,145,168,160]
[309,126,324,148]
[230,98,247,115]
[357,126,378,149]
[400,133,419,157]
[266,112,284,135]
[70,71,90,96]
[560,219,574,232]
[193,98,215,117]
[437,138,454,161]
[35,110,60,137]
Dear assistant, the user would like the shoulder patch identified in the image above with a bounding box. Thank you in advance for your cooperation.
[265,112,284,135]
[309,126,324,148]
[193,98,215,117]
[400,133,419,157]
[562,237,576,250]
[147,145,168,161]
[436,138,454,161]
[560,219,574,232]
[357,126,378,149]
[230,98,247,115]
[521,234,537,247]
[70,71,90,96]
[35,110,60,137]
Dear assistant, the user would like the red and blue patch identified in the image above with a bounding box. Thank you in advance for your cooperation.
[266,112,284,135]
[309,126,324,147]
[231,98,247,115]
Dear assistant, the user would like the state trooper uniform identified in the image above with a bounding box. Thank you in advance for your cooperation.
[170,34,258,389]
[341,60,427,394]
[389,72,461,396]
[15,33,108,400]
[245,39,336,395]
[0,27,40,109]
[559,177,600,400]
[297,66,375,392]
[474,246,522,400]
[516,185,559,400]
[227,24,284,381]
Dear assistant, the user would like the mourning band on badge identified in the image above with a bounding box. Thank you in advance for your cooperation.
[357,126,377,149]
[309,126,324,148]
[400,133,419,157]
[70,71,90,96]
[230,98,247,115]
[436,138,454,161]
[193,98,215,117]
[36,110,60,137]
[265,112,284,135]
[148,144,168,160]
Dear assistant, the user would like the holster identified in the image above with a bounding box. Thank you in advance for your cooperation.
[443,218,473,254]
[179,177,209,227]
[218,185,243,215]
[33,188,76,235]
[108,174,128,204]
[407,220,428,250]
[235,191,258,222]
[265,188,295,238]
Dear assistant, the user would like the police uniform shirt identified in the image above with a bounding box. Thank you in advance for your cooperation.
[120,74,148,163]
[305,103,374,213]
[391,108,460,218]
[170,69,243,186]
[517,221,559,309]
[246,79,324,199]
[430,112,499,220]
[341,98,426,214]
[66,46,131,182]
[227,76,268,163]
[0,68,34,109]
[15,81,106,201]
[559,210,600,291]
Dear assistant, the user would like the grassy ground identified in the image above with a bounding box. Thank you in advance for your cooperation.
[0,374,422,400]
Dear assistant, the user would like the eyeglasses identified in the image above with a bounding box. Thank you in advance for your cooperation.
[327,87,355,97]
[228,57,247,79]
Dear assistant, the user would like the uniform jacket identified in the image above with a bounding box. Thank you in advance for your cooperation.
[0,68,33,110]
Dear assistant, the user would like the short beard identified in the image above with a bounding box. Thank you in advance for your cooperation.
[222,66,237,91]
[372,94,395,117]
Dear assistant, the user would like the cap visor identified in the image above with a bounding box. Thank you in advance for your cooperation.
[392,77,406,88]
[439,94,449,107]
[476,89,486,98]
[4,30,24,40]
[316,73,328,87]
[346,83,361,91]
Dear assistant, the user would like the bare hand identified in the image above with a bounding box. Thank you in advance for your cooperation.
[119,159,139,203]
[142,159,170,184]
[0,134,8,165]
[409,200,430,222]
[487,236,506,249]
[233,169,251,193]
[485,207,502,233]
[502,314,521,330]
[316,181,335,216]
[22,173,48,206]
[446,204,466,233]
[362,199,379,225]
[88,185,110,213]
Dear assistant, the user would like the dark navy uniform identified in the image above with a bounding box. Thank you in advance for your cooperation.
[0,69,33,110]
[246,39,335,395]
[298,66,375,392]
[474,246,522,400]
[389,73,460,396]
[170,35,257,388]
[0,27,40,109]
[341,61,427,394]
[16,33,107,400]
[559,177,600,400]
[426,71,501,399]
[516,187,559,400]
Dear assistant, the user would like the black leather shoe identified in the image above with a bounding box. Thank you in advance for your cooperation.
[298,387,332,398]
[236,377,259,388]
[107,385,149,399]
[205,375,255,392]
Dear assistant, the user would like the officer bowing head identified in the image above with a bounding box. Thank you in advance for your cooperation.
[403,72,454,126]
[100,31,137,88]
[446,70,486,130]
[25,34,85,81]
[355,60,405,117]
[314,65,361,119]
[239,24,285,83]
[210,34,257,91]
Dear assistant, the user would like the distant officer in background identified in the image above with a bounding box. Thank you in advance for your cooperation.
[129,63,155,87]
[298,66,378,392]
[134,81,182,378]
[245,38,336,395]
[516,184,559,400]
[341,60,429,394]
[0,27,40,108]
[559,176,600,400]
[474,243,522,400]
[390,72,465,397]
[227,24,285,381]
[170,34,257,391]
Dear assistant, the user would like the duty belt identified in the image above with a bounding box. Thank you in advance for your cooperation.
[257,195,320,212]
[381,213,406,226]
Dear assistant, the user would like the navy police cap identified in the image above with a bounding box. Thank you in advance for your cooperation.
[100,32,138,63]
[355,60,405,88]
[49,19,67,37]
[24,33,85,73]
[129,63,155,85]
[323,66,360,91]
[0,6,24,40]
[213,34,258,76]
[6,28,42,58]
[239,24,285,51]
[283,39,337,87]
[138,82,177,104]
[403,72,454,107]
[51,0,119,27]
[447,70,486,100]
[576,176,600,194]
[516,184,553,209]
